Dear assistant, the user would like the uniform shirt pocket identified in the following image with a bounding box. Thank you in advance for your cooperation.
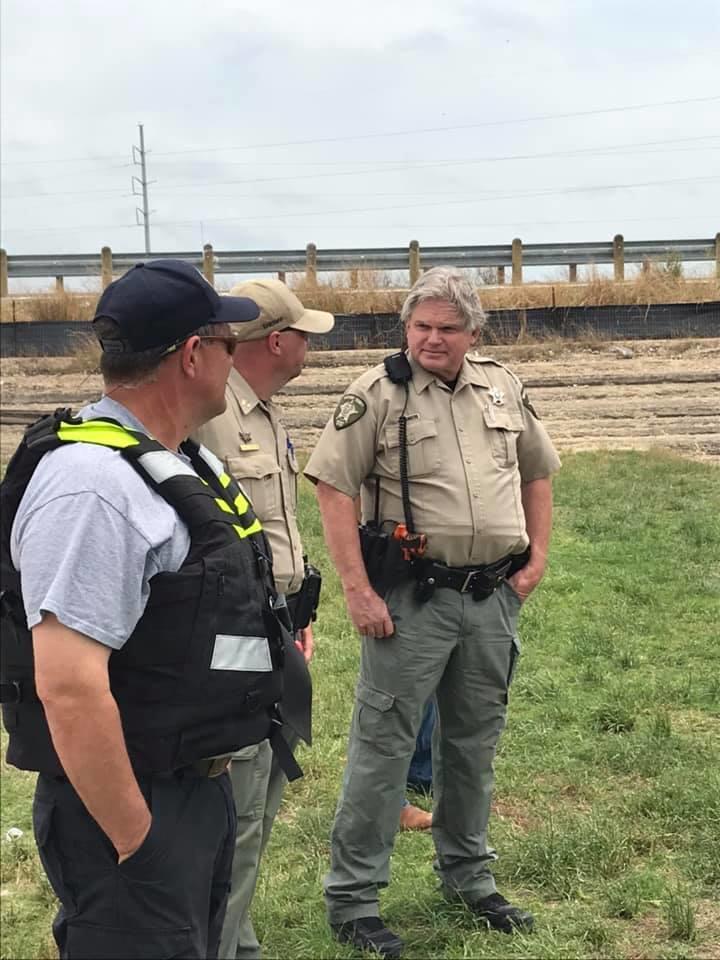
[380,417,440,477]
[226,453,281,518]
[482,408,525,467]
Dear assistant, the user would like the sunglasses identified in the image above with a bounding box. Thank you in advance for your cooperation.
[197,335,240,356]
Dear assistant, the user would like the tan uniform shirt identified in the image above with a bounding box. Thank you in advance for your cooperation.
[195,368,304,595]
[305,352,561,567]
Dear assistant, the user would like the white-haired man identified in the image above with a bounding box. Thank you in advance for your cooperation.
[305,268,561,957]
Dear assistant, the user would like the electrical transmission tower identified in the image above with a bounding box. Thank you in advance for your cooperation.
[132,123,154,254]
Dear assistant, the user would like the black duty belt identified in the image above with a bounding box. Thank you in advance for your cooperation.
[414,548,530,602]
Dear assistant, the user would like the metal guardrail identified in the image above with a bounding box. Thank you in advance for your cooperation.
[1,236,718,293]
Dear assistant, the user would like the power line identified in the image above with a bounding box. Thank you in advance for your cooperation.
[2,213,716,238]
[146,95,720,156]
[5,135,720,201]
[5,173,715,235]
[2,94,718,167]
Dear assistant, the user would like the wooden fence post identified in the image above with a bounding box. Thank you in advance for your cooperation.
[613,234,625,282]
[55,276,65,293]
[350,268,359,289]
[0,249,8,298]
[101,246,113,289]
[306,243,318,288]
[511,238,522,285]
[715,232,720,280]
[202,244,215,286]
[409,240,420,286]
[278,271,286,283]
[496,266,505,285]
[569,263,577,283]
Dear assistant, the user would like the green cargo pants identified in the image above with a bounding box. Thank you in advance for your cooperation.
[219,732,297,960]
[324,579,522,923]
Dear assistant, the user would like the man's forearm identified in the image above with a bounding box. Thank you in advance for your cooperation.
[34,617,150,859]
[43,693,151,857]
[315,481,394,638]
[521,476,553,572]
[315,481,370,593]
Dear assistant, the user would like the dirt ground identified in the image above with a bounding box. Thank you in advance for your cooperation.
[1,338,719,466]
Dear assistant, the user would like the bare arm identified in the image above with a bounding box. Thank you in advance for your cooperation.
[315,481,394,638]
[508,476,553,601]
[33,614,151,861]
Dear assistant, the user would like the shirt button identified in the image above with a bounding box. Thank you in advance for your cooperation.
[465,458,471,464]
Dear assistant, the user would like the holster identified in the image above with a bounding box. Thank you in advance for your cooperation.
[359,524,415,598]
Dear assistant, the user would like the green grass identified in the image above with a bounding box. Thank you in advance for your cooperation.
[2,450,719,958]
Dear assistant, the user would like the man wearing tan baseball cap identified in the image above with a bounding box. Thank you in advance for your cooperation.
[194,279,332,960]
[226,278,335,341]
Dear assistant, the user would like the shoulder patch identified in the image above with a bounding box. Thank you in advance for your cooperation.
[333,394,367,430]
[521,386,540,419]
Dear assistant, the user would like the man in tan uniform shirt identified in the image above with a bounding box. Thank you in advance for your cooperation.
[195,279,333,960]
[305,267,561,958]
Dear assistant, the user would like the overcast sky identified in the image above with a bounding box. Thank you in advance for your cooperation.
[1,0,718,278]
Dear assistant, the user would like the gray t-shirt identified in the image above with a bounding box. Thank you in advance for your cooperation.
[10,397,191,649]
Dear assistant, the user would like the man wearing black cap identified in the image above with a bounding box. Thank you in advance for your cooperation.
[0,261,297,960]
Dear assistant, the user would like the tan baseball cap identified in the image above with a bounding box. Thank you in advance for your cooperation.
[226,279,335,342]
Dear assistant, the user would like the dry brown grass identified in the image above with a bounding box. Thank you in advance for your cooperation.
[2,267,717,325]
[290,266,719,312]
[1,291,98,324]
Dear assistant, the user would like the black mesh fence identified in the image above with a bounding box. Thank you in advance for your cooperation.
[1,302,719,357]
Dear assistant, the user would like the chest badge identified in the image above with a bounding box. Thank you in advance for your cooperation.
[489,386,505,406]
[239,430,260,452]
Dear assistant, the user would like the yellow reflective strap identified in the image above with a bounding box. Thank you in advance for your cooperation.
[56,420,140,449]
[232,519,262,539]
[233,491,250,515]
[219,472,232,489]
[214,498,234,514]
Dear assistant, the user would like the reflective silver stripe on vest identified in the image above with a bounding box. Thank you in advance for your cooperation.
[136,450,197,484]
[210,634,272,672]
[196,444,225,479]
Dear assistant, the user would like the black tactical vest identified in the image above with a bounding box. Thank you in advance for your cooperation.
[0,410,288,776]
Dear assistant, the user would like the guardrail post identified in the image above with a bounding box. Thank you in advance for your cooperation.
[306,243,318,288]
[0,249,8,298]
[202,244,215,286]
[511,238,522,285]
[715,232,720,279]
[55,276,65,293]
[350,268,359,289]
[101,246,113,288]
[409,240,420,286]
[613,234,625,281]
[642,258,651,275]
[568,263,577,283]
[496,266,505,285]
[278,271,286,283]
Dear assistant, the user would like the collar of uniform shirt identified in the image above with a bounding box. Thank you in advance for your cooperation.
[407,351,489,393]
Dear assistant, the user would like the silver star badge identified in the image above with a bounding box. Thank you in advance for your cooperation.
[490,387,505,406]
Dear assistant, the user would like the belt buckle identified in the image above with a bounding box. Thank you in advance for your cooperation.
[207,756,231,777]
[461,570,478,593]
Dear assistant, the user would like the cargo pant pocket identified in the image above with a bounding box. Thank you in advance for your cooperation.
[355,680,399,755]
[65,922,194,959]
[32,793,78,915]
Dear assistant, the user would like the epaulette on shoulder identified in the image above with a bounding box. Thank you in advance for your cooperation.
[467,353,522,384]
[353,362,387,391]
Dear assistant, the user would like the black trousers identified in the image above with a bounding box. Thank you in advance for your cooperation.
[32,768,236,959]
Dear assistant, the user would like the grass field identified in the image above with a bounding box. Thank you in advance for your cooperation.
[1,450,719,959]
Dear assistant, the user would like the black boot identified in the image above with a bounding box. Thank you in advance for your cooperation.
[465,892,535,934]
[331,916,405,958]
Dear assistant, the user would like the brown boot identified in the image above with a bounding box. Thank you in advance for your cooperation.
[399,803,432,831]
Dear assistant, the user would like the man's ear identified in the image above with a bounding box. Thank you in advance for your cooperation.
[180,335,201,378]
[468,327,480,347]
[267,331,282,355]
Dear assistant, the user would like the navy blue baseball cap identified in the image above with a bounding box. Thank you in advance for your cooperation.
[93,258,260,354]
